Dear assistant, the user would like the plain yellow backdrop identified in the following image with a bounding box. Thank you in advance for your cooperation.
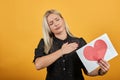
[0,0,120,80]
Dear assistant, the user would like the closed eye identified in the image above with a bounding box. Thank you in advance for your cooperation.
[49,21,53,26]
[55,18,60,21]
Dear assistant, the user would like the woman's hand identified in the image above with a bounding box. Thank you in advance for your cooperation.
[98,59,110,75]
[61,42,78,55]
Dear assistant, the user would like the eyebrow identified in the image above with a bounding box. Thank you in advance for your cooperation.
[48,17,59,24]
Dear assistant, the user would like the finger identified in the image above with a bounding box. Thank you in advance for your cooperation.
[99,59,110,69]
[98,60,110,72]
[99,65,109,73]
[69,42,78,47]
[99,63,107,72]
[71,44,78,49]
[98,62,106,71]
[64,42,68,45]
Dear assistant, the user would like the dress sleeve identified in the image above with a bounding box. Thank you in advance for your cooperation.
[33,39,46,63]
[78,37,87,48]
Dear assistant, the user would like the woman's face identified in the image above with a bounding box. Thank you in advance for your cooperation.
[47,13,66,35]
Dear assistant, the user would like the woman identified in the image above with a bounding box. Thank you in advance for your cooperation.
[33,9,110,80]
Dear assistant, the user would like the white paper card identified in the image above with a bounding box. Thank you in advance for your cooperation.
[76,33,118,73]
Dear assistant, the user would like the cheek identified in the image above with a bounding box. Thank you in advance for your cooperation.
[49,26,55,32]
[60,19,64,25]
[61,21,66,29]
[61,20,66,27]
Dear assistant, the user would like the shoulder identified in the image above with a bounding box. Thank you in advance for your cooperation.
[39,38,44,44]
[37,38,44,48]
[72,36,87,47]
[79,37,86,42]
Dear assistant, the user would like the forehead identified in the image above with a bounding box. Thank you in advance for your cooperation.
[47,14,60,21]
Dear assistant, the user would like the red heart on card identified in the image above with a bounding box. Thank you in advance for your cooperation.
[83,40,107,61]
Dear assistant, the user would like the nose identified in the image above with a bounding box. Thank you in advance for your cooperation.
[54,21,59,27]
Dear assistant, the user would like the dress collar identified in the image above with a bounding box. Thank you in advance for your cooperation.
[53,34,71,43]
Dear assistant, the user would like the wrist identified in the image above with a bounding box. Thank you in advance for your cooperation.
[59,49,64,56]
[98,69,106,76]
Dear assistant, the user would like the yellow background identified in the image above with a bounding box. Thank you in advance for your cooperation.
[0,0,120,80]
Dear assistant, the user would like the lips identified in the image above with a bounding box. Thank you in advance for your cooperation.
[55,26,61,30]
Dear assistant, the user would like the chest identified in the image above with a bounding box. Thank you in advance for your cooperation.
[49,38,80,54]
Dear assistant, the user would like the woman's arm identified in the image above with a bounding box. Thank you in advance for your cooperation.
[34,49,63,70]
[34,42,78,70]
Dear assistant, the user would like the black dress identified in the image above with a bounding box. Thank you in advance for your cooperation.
[33,35,87,80]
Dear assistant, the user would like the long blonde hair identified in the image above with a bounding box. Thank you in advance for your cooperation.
[42,9,73,54]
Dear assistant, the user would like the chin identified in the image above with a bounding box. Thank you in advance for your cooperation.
[54,32,62,34]
[54,30,63,34]
[54,27,65,34]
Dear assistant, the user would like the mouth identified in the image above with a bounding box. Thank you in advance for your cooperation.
[55,26,61,30]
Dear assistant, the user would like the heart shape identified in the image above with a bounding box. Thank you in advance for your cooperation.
[83,40,107,61]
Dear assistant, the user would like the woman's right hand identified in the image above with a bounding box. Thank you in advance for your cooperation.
[61,42,78,55]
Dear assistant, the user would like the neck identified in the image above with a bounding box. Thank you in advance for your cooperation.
[54,31,67,40]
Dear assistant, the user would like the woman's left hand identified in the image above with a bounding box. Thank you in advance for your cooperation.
[98,59,110,75]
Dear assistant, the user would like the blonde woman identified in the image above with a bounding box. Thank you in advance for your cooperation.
[33,9,110,80]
